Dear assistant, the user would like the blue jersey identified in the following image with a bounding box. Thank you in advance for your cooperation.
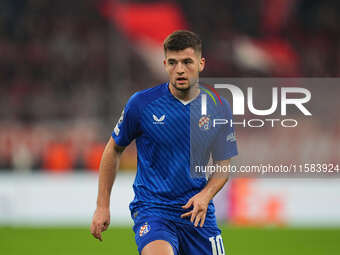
[112,83,238,228]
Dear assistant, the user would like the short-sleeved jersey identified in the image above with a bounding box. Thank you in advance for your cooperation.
[112,83,238,228]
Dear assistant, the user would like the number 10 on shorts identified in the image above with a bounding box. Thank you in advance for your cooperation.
[209,235,225,255]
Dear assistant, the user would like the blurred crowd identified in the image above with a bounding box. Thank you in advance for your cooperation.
[0,0,339,171]
[0,120,137,172]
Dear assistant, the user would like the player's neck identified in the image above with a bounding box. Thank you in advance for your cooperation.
[168,83,200,102]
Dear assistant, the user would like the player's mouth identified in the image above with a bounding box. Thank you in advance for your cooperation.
[176,77,188,85]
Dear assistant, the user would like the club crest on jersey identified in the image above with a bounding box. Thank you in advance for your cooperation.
[198,115,211,130]
[153,114,165,124]
[139,222,151,237]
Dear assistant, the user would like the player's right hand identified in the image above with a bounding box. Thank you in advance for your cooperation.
[90,207,110,242]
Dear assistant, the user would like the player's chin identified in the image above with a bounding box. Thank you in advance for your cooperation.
[174,81,190,91]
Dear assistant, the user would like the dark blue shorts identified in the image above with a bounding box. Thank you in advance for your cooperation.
[133,216,226,255]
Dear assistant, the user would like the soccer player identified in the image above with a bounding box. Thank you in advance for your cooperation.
[90,30,238,255]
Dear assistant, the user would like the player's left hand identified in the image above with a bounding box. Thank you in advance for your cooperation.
[181,190,212,227]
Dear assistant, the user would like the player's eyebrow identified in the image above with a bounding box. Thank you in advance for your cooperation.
[182,58,193,63]
[167,57,194,63]
[167,58,177,63]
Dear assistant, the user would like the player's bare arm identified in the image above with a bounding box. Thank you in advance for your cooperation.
[181,159,231,228]
[90,137,125,241]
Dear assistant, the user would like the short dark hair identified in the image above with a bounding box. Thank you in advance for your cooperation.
[163,30,202,55]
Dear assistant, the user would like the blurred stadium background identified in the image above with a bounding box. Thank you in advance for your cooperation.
[0,0,340,254]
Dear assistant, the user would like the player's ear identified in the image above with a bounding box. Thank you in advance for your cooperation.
[199,57,206,72]
[163,51,167,67]
[163,59,169,72]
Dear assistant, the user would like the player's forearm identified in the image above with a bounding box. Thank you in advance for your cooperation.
[201,177,228,201]
[201,159,231,200]
[96,137,123,209]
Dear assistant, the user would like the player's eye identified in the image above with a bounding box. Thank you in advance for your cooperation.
[184,59,193,65]
[168,60,176,65]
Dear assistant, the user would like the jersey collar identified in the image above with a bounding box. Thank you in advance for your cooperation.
[165,83,201,106]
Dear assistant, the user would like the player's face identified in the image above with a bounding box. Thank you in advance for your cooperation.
[164,48,205,91]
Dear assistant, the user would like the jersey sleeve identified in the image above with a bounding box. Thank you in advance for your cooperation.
[211,98,238,161]
[112,93,141,147]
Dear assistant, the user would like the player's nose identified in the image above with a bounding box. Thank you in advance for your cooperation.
[176,62,185,74]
